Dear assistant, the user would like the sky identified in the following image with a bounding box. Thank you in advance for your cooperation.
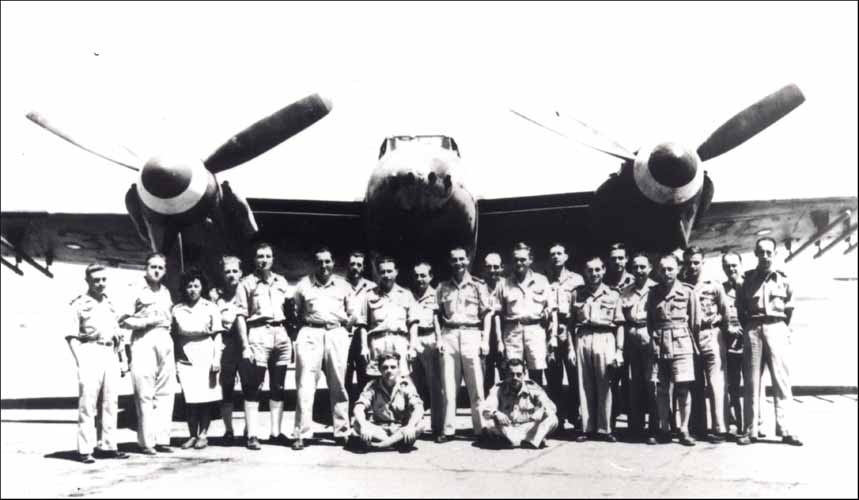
[1,1,857,214]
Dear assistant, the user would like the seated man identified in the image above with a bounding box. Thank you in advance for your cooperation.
[349,352,424,451]
[480,358,558,449]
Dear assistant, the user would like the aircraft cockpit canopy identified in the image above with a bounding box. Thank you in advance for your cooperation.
[378,135,460,159]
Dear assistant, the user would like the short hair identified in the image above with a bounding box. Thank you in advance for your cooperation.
[721,251,743,264]
[145,252,166,265]
[84,263,106,279]
[483,252,502,265]
[659,253,681,267]
[348,251,366,262]
[179,268,208,301]
[549,242,567,253]
[629,252,651,264]
[414,261,433,274]
[512,242,532,257]
[376,256,397,268]
[506,358,525,370]
[253,242,273,254]
[220,255,241,269]
[449,245,468,256]
[377,351,401,365]
[683,246,704,259]
[755,237,777,252]
[314,246,333,258]
[583,255,604,266]
[608,242,627,254]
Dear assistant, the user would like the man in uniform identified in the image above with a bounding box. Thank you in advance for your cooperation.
[292,247,353,450]
[481,252,505,394]
[721,251,747,436]
[617,252,658,441]
[682,246,730,442]
[480,358,558,449]
[355,257,417,379]
[349,352,424,452]
[498,242,558,386]
[603,242,633,431]
[120,252,175,455]
[410,261,444,437]
[68,263,130,463]
[736,238,803,446]
[212,255,246,443]
[345,251,377,410]
[545,243,584,434]
[435,246,493,443]
[570,256,623,442]
[646,254,699,446]
[234,243,293,449]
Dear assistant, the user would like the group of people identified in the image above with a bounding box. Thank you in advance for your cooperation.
[67,237,802,463]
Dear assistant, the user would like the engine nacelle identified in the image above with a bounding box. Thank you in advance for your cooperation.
[136,154,220,226]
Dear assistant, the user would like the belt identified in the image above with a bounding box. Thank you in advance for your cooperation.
[305,320,346,330]
[700,320,720,329]
[626,321,647,328]
[443,323,481,330]
[417,326,436,336]
[79,337,115,346]
[747,316,786,325]
[577,325,615,334]
[247,320,283,328]
[652,321,689,330]
[503,318,542,327]
[369,330,407,339]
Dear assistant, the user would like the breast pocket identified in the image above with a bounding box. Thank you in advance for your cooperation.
[669,299,688,321]
[768,288,788,313]
[572,300,588,324]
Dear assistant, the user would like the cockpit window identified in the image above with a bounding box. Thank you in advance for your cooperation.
[378,135,461,159]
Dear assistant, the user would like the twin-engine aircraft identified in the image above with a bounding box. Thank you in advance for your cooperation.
[1,85,856,286]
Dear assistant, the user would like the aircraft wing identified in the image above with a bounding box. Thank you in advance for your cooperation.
[690,196,859,259]
[476,192,594,265]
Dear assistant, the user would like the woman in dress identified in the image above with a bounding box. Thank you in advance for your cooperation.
[172,269,223,449]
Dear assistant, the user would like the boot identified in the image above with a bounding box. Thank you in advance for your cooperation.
[269,400,284,443]
[244,401,261,450]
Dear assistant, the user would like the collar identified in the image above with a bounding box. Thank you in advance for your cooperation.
[629,278,657,296]
[450,272,475,288]
[310,273,336,288]
[582,282,610,299]
[415,285,436,301]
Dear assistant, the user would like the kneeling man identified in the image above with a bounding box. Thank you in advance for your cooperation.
[480,358,558,449]
[350,352,424,451]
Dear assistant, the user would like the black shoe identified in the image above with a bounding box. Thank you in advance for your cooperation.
[602,433,617,443]
[782,435,804,446]
[335,436,348,447]
[521,440,538,449]
[140,447,157,455]
[435,434,452,444]
[757,430,767,438]
[291,438,305,451]
[575,434,589,443]
[707,433,726,444]
[78,453,96,464]
[154,445,173,453]
[679,433,696,447]
[396,442,418,453]
[646,436,658,445]
[737,434,757,446]
[247,437,261,450]
[100,450,129,459]
[223,430,235,443]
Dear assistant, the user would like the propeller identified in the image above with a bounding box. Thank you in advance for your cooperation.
[696,84,805,162]
[508,108,636,161]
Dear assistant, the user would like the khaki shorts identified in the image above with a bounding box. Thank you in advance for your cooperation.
[502,324,547,371]
[653,355,694,384]
[248,324,292,367]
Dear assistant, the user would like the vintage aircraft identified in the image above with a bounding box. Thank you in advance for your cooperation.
[1,84,857,287]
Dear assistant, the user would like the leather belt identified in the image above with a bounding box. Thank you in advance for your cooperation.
[503,318,542,327]
[305,320,346,330]
[626,321,648,328]
[369,330,407,339]
[79,337,115,346]
[247,320,283,328]
[578,325,615,334]
[652,321,689,330]
[747,316,786,325]
[417,326,436,336]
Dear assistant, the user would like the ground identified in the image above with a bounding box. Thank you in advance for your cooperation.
[2,394,856,498]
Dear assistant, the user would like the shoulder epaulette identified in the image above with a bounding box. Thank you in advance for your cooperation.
[472,276,485,284]
[69,294,86,306]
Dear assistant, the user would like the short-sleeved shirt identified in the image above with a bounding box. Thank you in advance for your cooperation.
[293,274,351,326]
[481,379,557,425]
[356,376,424,425]
[646,281,699,358]
[604,271,635,293]
[738,269,793,322]
[356,284,417,334]
[215,288,243,334]
[618,279,658,326]
[235,272,291,325]
[499,271,557,322]
[722,280,742,328]
[127,279,173,336]
[172,299,222,339]
[70,292,120,342]
[412,286,438,329]
[684,276,728,327]
[549,269,585,319]
[346,277,377,328]
[436,273,492,326]
[570,283,622,330]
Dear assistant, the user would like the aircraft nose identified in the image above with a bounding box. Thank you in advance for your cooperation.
[647,143,698,188]
[140,158,192,198]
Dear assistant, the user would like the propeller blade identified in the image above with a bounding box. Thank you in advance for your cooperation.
[697,84,805,162]
[553,110,637,159]
[204,93,333,174]
[509,108,636,162]
[25,111,141,171]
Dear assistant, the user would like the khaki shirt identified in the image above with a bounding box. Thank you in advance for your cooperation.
[437,273,492,326]
[215,288,243,334]
[604,271,635,293]
[499,271,557,322]
[346,277,377,329]
[481,379,557,425]
[737,269,793,322]
[646,281,699,358]
[235,272,291,325]
[293,274,351,326]
[684,276,728,328]
[70,292,121,343]
[412,286,438,329]
[124,279,173,337]
[570,283,622,330]
[356,284,417,334]
[172,299,222,339]
[548,268,585,320]
[722,280,744,353]
[356,376,424,425]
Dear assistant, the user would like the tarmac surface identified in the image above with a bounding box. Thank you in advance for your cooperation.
[2,394,856,498]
